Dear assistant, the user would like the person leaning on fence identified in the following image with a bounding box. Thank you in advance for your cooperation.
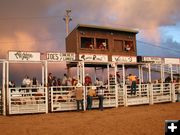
[87,86,96,110]
[75,83,84,112]
[128,74,137,95]
[97,84,105,111]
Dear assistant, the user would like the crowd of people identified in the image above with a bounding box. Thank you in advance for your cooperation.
[48,73,78,87]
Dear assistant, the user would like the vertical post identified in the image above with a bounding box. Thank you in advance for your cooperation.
[161,64,165,82]
[6,61,10,114]
[94,67,97,82]
[44,60,48,114]
[138,65,142,97]
[148,63,153,104]
[2,61,6,115]
[77,62,80,83]
[170,64,173,82]
[83,86,86,111]
[149,83,153,105]
[81,62,86,111]
[82,62,85,85]
[63,10,72,36]
[122,64,127,106]
[42,61,45,86]
[107,64,110,86]
[114,63,118,107]
[51,87,53,112]
[148,63,151,82]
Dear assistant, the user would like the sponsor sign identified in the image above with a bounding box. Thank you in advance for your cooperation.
[9,51,40,61]
[142,56,162,64]
[164,58,180,64]
[112,56,136,63]
[79,54,108,62]
[47,52,75,61]
[127,97,149,105]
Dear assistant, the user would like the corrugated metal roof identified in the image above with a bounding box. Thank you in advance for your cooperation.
[75,24,139,34]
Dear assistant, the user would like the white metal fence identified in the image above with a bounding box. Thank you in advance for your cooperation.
[125,84,150,106]
[150,83,171,104]
[173,83,180,102]
[50,85,116,112]
[8,87,48,114]
[5,82,180,114]
[117,85,124,106]
[86,85,116,108]
[50,86,78,112]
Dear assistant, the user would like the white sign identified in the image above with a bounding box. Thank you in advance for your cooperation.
[142,56,162,64]
[47,53,75,61]
[9,51,40,61]
[112,56,137,63]
[127,97,149,105]
[164,58,180,64]
[79,54,108,62]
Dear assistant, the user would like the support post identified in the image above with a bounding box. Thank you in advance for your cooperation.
[2,61,6,115]
[114,63,118,107]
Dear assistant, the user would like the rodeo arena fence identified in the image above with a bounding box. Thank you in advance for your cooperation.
[0,51,180,115]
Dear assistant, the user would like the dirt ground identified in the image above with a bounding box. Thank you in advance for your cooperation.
[0,102,179,135]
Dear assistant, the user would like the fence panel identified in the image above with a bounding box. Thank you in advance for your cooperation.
[86,85,116,108]
[117,85,124,106]
[51,86,77,112]
[174,83,180,102]
[8,87,47,114]
[125,84,150,106]
[151,83,171,104]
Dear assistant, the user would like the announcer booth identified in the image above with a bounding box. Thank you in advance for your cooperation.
[46,52,80,112]
[7,51,48,115]
[76,53,117,109]
[0,59,7,115]
[112,56,150,107]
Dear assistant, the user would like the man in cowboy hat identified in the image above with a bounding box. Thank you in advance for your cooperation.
[87,86,96,110]
[75,83,84,111]
[97,84,105,111]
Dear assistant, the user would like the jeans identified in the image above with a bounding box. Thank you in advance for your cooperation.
[76,100,84,111]
[131,81,137,95]
[98,95,104,111]
[87,96,93,110]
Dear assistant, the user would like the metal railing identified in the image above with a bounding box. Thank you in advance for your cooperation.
[124,84,150,106]
[8,87,48,114]
[50,86,77,112]
[150,83,171,104]
[50,85,116,112]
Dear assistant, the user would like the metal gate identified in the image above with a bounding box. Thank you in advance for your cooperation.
[150,83,171,104]
[8,87,48,114]
[51,86,80,112]
[118,85,124,106]
[125,84,150,106]
[86,85,116,108]
[173,83,180,102]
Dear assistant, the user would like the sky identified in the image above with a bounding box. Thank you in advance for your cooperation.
[0,0,180,58]
[0,0,180,85]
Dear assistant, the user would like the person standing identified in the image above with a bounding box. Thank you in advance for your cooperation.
[48,73,53,87]
[75,83,84,112]
[87,86,96,110]
[128,74,137,95]
[97,84,105,111]
[85,74,92,86]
